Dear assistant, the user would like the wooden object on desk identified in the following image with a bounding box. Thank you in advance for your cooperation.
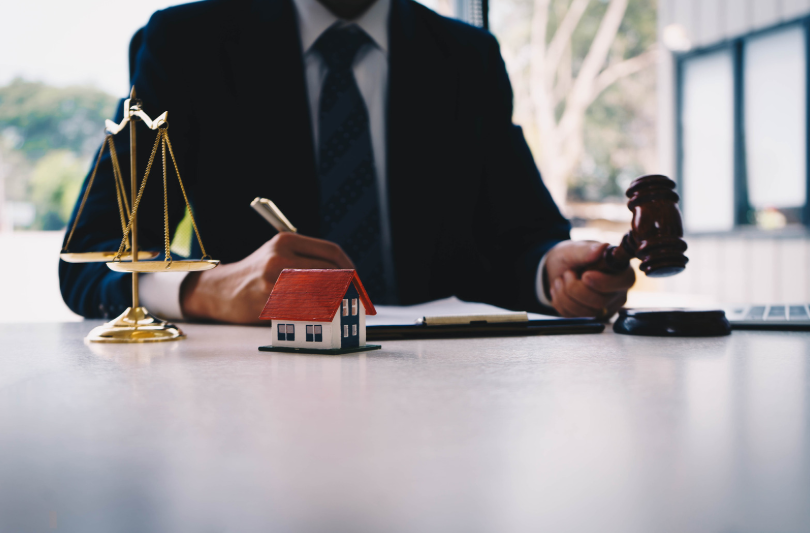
[589,174,689,278]
[585,174,730,337]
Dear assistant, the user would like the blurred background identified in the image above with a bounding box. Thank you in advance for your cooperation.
[1,0,808,321]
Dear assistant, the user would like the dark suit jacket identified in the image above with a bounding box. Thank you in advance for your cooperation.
[59,0,571,319]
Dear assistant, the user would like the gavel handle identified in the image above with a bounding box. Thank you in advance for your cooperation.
[583,233,635,274]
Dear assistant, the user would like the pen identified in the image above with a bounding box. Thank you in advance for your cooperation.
[251,197,298,233]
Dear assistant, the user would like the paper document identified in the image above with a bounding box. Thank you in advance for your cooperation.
[367,296,560,327]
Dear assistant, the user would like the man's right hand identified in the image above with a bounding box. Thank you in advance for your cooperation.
[180,232,355,324]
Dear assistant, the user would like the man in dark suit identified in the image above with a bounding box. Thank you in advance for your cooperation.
[59,0,634,323]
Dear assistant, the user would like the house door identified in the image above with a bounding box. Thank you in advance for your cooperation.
[340,284,360,348]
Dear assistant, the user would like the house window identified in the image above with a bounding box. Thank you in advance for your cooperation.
[352,298,358,315]
[277,324,286,341]
[343,299,349,316]
[344,325,348,338]
[306,325,314,342]
[352,324,357,336]
[314,325,323,342]
[286,324,295,341]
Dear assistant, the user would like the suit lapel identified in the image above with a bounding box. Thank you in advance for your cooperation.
[387,0,459,301]
[225,0,321,237]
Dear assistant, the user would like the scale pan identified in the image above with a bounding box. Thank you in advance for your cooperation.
[106,259,220,273]
[60,251,160,263]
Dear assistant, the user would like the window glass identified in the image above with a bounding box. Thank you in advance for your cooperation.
[744,26,807,226]
[352,324,357,336]
[277,324,286,341]
[314,325,322,334]
[343,299,349,316]
[314,325,323,342]
[681,49,736,232]
[306,325,314,342]
[344,325,348,338]
[286,324,295,341]
[352,299,358,315]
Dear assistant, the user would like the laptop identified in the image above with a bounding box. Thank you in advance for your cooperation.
[724,304,810,330]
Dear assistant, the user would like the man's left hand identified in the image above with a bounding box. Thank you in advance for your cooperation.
[544,241,636,319]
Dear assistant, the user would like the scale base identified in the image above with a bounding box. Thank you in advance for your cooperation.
[86,307,185,343]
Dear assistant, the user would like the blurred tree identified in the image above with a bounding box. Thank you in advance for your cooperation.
[0,79,116,230]
[0,78,116,160]
[29,150,86,230]
[491,0,658,208]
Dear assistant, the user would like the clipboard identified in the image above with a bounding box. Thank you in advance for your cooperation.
[366,317,605,340]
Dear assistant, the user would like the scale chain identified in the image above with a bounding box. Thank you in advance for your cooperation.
[162,134,172,265]
[164,132,211,260]
[62,136,109,253]
[108,137,131,250]
[62,134,134,254]
[108,136,131,218]
[114,129,163,261]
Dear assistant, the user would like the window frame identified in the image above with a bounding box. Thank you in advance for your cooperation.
[675,18,810,234]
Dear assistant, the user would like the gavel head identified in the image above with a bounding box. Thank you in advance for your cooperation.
[624,174,688,277]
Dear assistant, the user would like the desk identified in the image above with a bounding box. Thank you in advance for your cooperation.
[1,322,809,533]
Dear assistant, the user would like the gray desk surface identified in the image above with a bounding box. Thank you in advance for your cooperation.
[1,321,809,533]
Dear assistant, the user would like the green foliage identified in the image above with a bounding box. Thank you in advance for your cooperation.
[0,78,117,160]
[492,0,658,203]
[563,0,658,202]
[29,150,87,230]
[0,79,116,230]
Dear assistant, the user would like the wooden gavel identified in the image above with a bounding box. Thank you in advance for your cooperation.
[590,174,688,277]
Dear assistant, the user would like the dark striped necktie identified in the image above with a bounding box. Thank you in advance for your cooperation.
[313,23,389,303]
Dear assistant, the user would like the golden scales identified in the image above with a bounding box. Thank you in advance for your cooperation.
[61,88,219,342]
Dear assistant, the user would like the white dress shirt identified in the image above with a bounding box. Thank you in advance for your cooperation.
[140,0,552,318]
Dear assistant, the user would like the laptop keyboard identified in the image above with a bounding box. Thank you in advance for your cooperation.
[727,304,810,322]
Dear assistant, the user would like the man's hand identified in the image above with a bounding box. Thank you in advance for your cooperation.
[180,232,355,324]
[544,241,635,319]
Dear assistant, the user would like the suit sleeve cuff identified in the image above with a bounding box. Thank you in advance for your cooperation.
[139,272,189,320]
[535,253,553,307]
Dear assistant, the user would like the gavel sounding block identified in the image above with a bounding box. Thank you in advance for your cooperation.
[613,308,731,337]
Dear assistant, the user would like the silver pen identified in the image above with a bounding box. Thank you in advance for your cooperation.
[250,197,298,233]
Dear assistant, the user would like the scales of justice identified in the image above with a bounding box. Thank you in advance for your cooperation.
[60,88,220,342]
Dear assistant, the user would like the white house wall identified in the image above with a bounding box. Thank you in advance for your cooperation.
[359,305,366,346]
[331,312,341,347]
[271,319,336,349]
[270,298,372,350]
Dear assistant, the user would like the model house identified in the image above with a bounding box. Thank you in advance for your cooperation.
[259,269,379,353]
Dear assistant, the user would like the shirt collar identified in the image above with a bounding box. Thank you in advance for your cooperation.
[292,0,390,55]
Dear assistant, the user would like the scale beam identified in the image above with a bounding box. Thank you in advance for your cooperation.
[105,99,169,135]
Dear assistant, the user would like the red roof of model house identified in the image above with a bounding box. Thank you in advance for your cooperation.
[259,269,377,322]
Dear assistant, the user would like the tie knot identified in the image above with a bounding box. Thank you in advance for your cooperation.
[312,23,373,71]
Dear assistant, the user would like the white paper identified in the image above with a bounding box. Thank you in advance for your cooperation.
[367,296,561,327]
